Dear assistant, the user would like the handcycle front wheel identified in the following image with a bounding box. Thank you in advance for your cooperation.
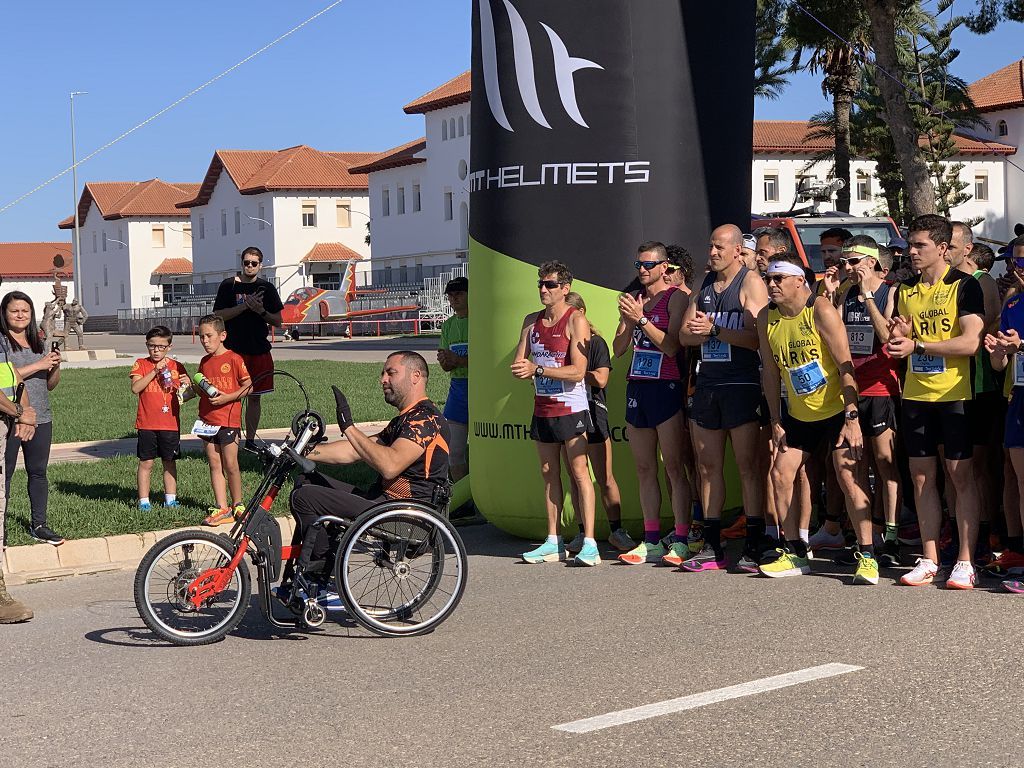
[335,504,468,637]
[133,530,251,646]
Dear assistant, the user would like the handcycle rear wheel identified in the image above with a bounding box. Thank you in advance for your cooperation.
[133,530,251,646]
[335,504,467,637]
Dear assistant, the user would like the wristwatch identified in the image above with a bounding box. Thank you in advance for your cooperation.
[845,409,859,421]
[914,341,926,355]
[862,290,875,301]
[534,366,545,378]
[709,324,720,338]
[638,316,649,327]
[14,403,23,419]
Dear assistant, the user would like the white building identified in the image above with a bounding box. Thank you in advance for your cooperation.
[178,145,375,299]
[59,179,198,320]
[0,242,75,315]
[349,72,471,287]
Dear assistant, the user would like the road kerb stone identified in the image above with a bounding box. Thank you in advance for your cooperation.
[57,538,110,569]
[106,534,146,562]
[5,543,62,573]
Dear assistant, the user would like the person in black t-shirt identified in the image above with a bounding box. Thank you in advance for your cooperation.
[287,351,450,571]
[213,247,283,447]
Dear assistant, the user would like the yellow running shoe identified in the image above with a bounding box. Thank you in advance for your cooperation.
[758,549,810,578]
[852,551,879,585]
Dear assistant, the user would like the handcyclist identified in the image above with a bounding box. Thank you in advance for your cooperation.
[286,351,451,582]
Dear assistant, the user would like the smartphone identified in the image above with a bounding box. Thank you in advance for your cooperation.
[51,342,60,354]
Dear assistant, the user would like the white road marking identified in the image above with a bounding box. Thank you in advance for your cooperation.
[552,662,864,734]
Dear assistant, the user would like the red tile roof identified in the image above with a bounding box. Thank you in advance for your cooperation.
[151,257,193,276]
[752,120,1015,156]
[348,138,427,175]
[58,180,197,229]
[180,146,378,209]
[969,58,1024,113]
[301,242,363,263]
[0,243,74,278]
[404,71,471,114]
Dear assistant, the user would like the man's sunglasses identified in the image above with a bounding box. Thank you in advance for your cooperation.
[840,256,866,266]
[764,274,795,284]
[634,260,666,270]
[537,280,565,289]
[665,265,678,274]
[242,260,261,267]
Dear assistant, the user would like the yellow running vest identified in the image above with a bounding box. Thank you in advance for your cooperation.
[895,267,980,402]
[767,300,843,422]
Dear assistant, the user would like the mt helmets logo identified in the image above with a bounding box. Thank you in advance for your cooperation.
[478,0,603,132]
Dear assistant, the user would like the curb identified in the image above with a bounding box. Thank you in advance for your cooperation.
[4,517,296,586]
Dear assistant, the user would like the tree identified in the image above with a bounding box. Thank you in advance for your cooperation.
[965,0,1024,32]
[755,0,793,100]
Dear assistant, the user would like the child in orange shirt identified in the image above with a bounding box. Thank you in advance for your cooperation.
[194,314,251,526]
[130,325,189,511]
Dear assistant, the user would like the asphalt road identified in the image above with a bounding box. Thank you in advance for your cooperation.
[4,526,1022,767]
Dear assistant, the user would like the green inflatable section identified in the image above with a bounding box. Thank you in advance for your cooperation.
[467,239,742,540]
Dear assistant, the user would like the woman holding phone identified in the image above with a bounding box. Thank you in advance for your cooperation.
[1,291,63,545]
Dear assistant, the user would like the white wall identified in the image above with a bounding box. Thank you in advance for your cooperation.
[973,108,1024,229]
[126,218,192,309]
[1,279,75,318]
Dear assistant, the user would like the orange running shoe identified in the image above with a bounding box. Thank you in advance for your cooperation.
[721,514,747,540]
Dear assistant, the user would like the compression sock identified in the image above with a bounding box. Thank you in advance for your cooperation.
[675,523,690,541]
[704,519,723,556]
[745,517,766,552]
[644,520,661,545]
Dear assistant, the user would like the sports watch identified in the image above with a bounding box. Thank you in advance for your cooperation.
[534,366,545,378]
[638,316,649,327]
[709,324,720,338]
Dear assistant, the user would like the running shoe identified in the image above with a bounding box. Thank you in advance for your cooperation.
[163,499,181,509]
[681,547,727,572]
[29,525,64,546]
[946,561,976,590]
[808,526,846,551]
[687,529,705,555]
[618,541,667,565]
[202,506,234,526]
[660,541,689,567]
[233,503,246,518]
[574,542,601,567]
[833,547,858,567]
[1001,579,1024,594]
[721,514,747,540]
[877,539,901,569]
[852,552,879,585]
[900,558,940,587]
[735,553,760,573]
[522,540,567,564]
[138,501,152,512]
[566,532,586,555]
[607,529,636,552]
[982,550,1024,577]
[758,550,810,578]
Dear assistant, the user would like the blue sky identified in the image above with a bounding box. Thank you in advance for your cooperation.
[0,1,1020,243]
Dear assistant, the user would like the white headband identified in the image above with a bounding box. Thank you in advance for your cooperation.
[766,261,805,278]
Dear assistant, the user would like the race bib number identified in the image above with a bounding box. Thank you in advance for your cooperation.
[630,348,664,378]
[910,353,946,375]
[191,420,221,437]
[1014,354,1024,388]
[534,376,564,396]
[788,360,827,396]
[449,343,468,357]
[846,325,875,356]
[701,337,732,363]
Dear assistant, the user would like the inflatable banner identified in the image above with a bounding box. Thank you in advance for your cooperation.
[469,0,755,538]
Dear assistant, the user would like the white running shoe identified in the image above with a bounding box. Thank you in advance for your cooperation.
[946,561,976,590]
[900,557,940,587]
[808,526,846,551]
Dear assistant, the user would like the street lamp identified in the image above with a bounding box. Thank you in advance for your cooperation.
[70,90,88,306]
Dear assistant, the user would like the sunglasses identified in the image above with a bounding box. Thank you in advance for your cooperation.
[1013,257,1024,270]
[242,260,261,267]
[537,280,565,289]
[764,274,794,284]
[665,265,678,274]
[634,260,666,270]
[840,256,865,266]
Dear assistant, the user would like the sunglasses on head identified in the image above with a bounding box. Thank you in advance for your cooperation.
[242,260,260,267]
[634,260,666,270]
[537,279,564,289]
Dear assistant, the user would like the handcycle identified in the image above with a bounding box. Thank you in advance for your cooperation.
[132,375,468,645]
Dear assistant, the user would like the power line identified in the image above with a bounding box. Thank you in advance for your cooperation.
[0,0,345,218]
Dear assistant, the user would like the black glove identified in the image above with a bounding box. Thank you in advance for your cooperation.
[332,385,353,432]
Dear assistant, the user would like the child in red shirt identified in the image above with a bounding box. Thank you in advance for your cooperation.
[194,314,252,526]
[129,326,189,511]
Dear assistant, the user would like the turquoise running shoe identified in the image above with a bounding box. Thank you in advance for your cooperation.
[522,540,567,564]
[574,542,601,567]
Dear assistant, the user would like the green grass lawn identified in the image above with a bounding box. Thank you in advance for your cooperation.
[4,452,379,547]
[49,360,451,444]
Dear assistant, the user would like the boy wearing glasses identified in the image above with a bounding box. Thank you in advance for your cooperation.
[130,326,189,511]
[213,246,283,449]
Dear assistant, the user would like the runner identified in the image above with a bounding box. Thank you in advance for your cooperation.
[756,252,877,583]
[678,224,769,572]
[754,227,792,275]
[511,261,600,567]
[887,215,985,589]
[613,241,692,565]
[817,227,853,301]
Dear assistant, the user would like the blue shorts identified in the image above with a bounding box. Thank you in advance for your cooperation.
[625,379,682,429]
[444,377,468,424]
[1006,390,1024,449]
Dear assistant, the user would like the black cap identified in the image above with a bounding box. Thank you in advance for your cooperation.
[445,276,468,294]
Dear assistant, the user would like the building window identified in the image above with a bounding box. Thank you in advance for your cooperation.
[763,174,779,202]
[467,112,471,135]
[234,207,241,234]
[999,120,1008,137]
[856,172,873,202]
[442,120,448,141]
[412,184,421,212]
[94,284,99,305]
[103,265,108,287]
[102,232,107,252]
[199,216,205,240]
[301,201,316,227]
[398,187,406,215]
[183,223,192,249]
[312,272,340,290]
[458,115,465,137]
[336,199,351,227]
[258,203,266,230]
[975,173,989,201]
[449,117,456,138]
[117,227,123,249]
[221,210,227,236]
[382,188,391,217]
[443,190,454,221]
[120,282,126,303]
[92,232,97,253]
[152,225,165,248]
